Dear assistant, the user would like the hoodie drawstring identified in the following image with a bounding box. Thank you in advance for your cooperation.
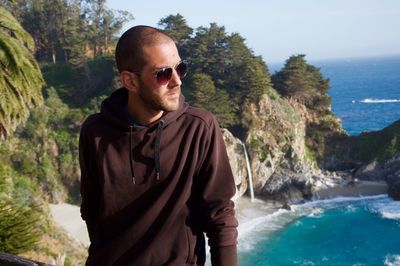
[154,120,164,181]
[129,126,135,184]
[129,121,164,184]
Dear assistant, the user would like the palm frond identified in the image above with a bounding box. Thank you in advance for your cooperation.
[0,6,44,138]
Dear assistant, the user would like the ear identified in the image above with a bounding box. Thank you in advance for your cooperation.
[120,71,139,92]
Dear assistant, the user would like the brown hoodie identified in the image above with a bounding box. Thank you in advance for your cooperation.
[79,88,238,266]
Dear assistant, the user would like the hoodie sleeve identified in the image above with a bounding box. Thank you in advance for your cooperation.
[195,115,238,266]
[79,119,101,242]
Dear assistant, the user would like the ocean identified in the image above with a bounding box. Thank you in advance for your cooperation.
[269,55,400,136]
[237,56,400,266]
[315,56,400,136]
[238,196,400,266]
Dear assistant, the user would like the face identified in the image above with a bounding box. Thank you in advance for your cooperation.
[135,41,183,114]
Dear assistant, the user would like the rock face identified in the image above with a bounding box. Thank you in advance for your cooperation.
[388,178,400,200]
[222,93,400,202]
[221,129,248,199]
[242,94,322,203]
[353,154,400,200]
[354,154,400,181]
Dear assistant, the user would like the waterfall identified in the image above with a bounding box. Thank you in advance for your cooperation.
[242,142,255,202]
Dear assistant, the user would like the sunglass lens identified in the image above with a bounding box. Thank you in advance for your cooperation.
[176,61,188,78]
[156,68,173,85]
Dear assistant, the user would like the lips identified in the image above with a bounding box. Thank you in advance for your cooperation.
[167,88,180,97]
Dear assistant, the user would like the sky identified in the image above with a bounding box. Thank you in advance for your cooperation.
[106,0,400,64]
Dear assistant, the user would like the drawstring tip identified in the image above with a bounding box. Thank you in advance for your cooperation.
[156,172,160,181]
[132,176,136,184]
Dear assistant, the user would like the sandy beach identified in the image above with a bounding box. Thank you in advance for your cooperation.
[314,180,388,199]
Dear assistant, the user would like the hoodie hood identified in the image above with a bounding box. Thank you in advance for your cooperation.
[99,87,188,183]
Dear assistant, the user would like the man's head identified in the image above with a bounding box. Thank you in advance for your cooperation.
[116,25,186,123]
[115,25,174,73]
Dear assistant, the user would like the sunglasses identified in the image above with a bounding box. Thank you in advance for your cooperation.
[152,60,188,85]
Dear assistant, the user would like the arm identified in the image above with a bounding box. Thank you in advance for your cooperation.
[195,116,238,266]
[79,120,100,242]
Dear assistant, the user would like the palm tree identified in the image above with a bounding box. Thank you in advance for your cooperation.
[0,5,44,138]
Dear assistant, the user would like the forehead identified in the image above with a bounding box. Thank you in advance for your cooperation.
[141,41,180,68]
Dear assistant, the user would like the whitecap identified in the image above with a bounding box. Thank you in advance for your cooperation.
[384,254,400,266]
[360,98,400,103]
[307,208,324,218]
[369,199,400,221]
[295,194,387,208]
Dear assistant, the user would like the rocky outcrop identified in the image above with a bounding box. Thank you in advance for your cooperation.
[245,95,309,186]
[222,92,400,202]
[221,129,248,199]
[241,94,332,203]
[388,178,400,200]
[352,154,400,200]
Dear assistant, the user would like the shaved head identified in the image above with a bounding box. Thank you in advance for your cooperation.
[115,25,174,73]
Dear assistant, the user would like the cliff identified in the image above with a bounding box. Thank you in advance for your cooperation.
[224,93,400,202]
[226,93,334,202]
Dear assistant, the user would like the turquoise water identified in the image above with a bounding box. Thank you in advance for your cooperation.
[238,196,400,266]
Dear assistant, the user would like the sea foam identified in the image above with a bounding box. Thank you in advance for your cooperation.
[369,198,400,221]
[360,98,400,103]
[384,254,400,266]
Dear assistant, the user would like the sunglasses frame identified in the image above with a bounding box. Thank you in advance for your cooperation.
[152,60,188,85]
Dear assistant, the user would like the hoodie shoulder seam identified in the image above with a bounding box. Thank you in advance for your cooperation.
[184,107,215,129]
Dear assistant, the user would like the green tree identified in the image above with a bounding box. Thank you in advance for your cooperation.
[272,54,345,162]
[15,0,133,62]
[82,0,133,57]
[0,5,44,138]
[15,0,67,63]
[63,0,87,66]
[272,54,331,112]
[158,14,193,46]
[191,73,238,128]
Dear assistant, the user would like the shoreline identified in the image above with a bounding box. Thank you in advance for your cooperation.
[235,180,390,213]
[313,180,388,200]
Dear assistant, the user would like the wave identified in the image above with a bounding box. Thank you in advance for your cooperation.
[236,195,399,252]
[368,198,400,221]
[294,194,387,208]
[359,98,400,103]
[296,195,400,221]
[237,208,294,251]
[384,254,400,266]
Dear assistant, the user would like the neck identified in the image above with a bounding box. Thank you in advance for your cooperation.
[127,92,163,125]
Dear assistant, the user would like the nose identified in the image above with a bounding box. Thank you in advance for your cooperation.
[168,68,182,87]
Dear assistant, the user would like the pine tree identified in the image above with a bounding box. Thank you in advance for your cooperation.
[191,73,238,127]
[272,54,331,112]
[158,14,193,46]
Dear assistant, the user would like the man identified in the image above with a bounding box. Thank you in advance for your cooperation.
[79,25,238,266]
